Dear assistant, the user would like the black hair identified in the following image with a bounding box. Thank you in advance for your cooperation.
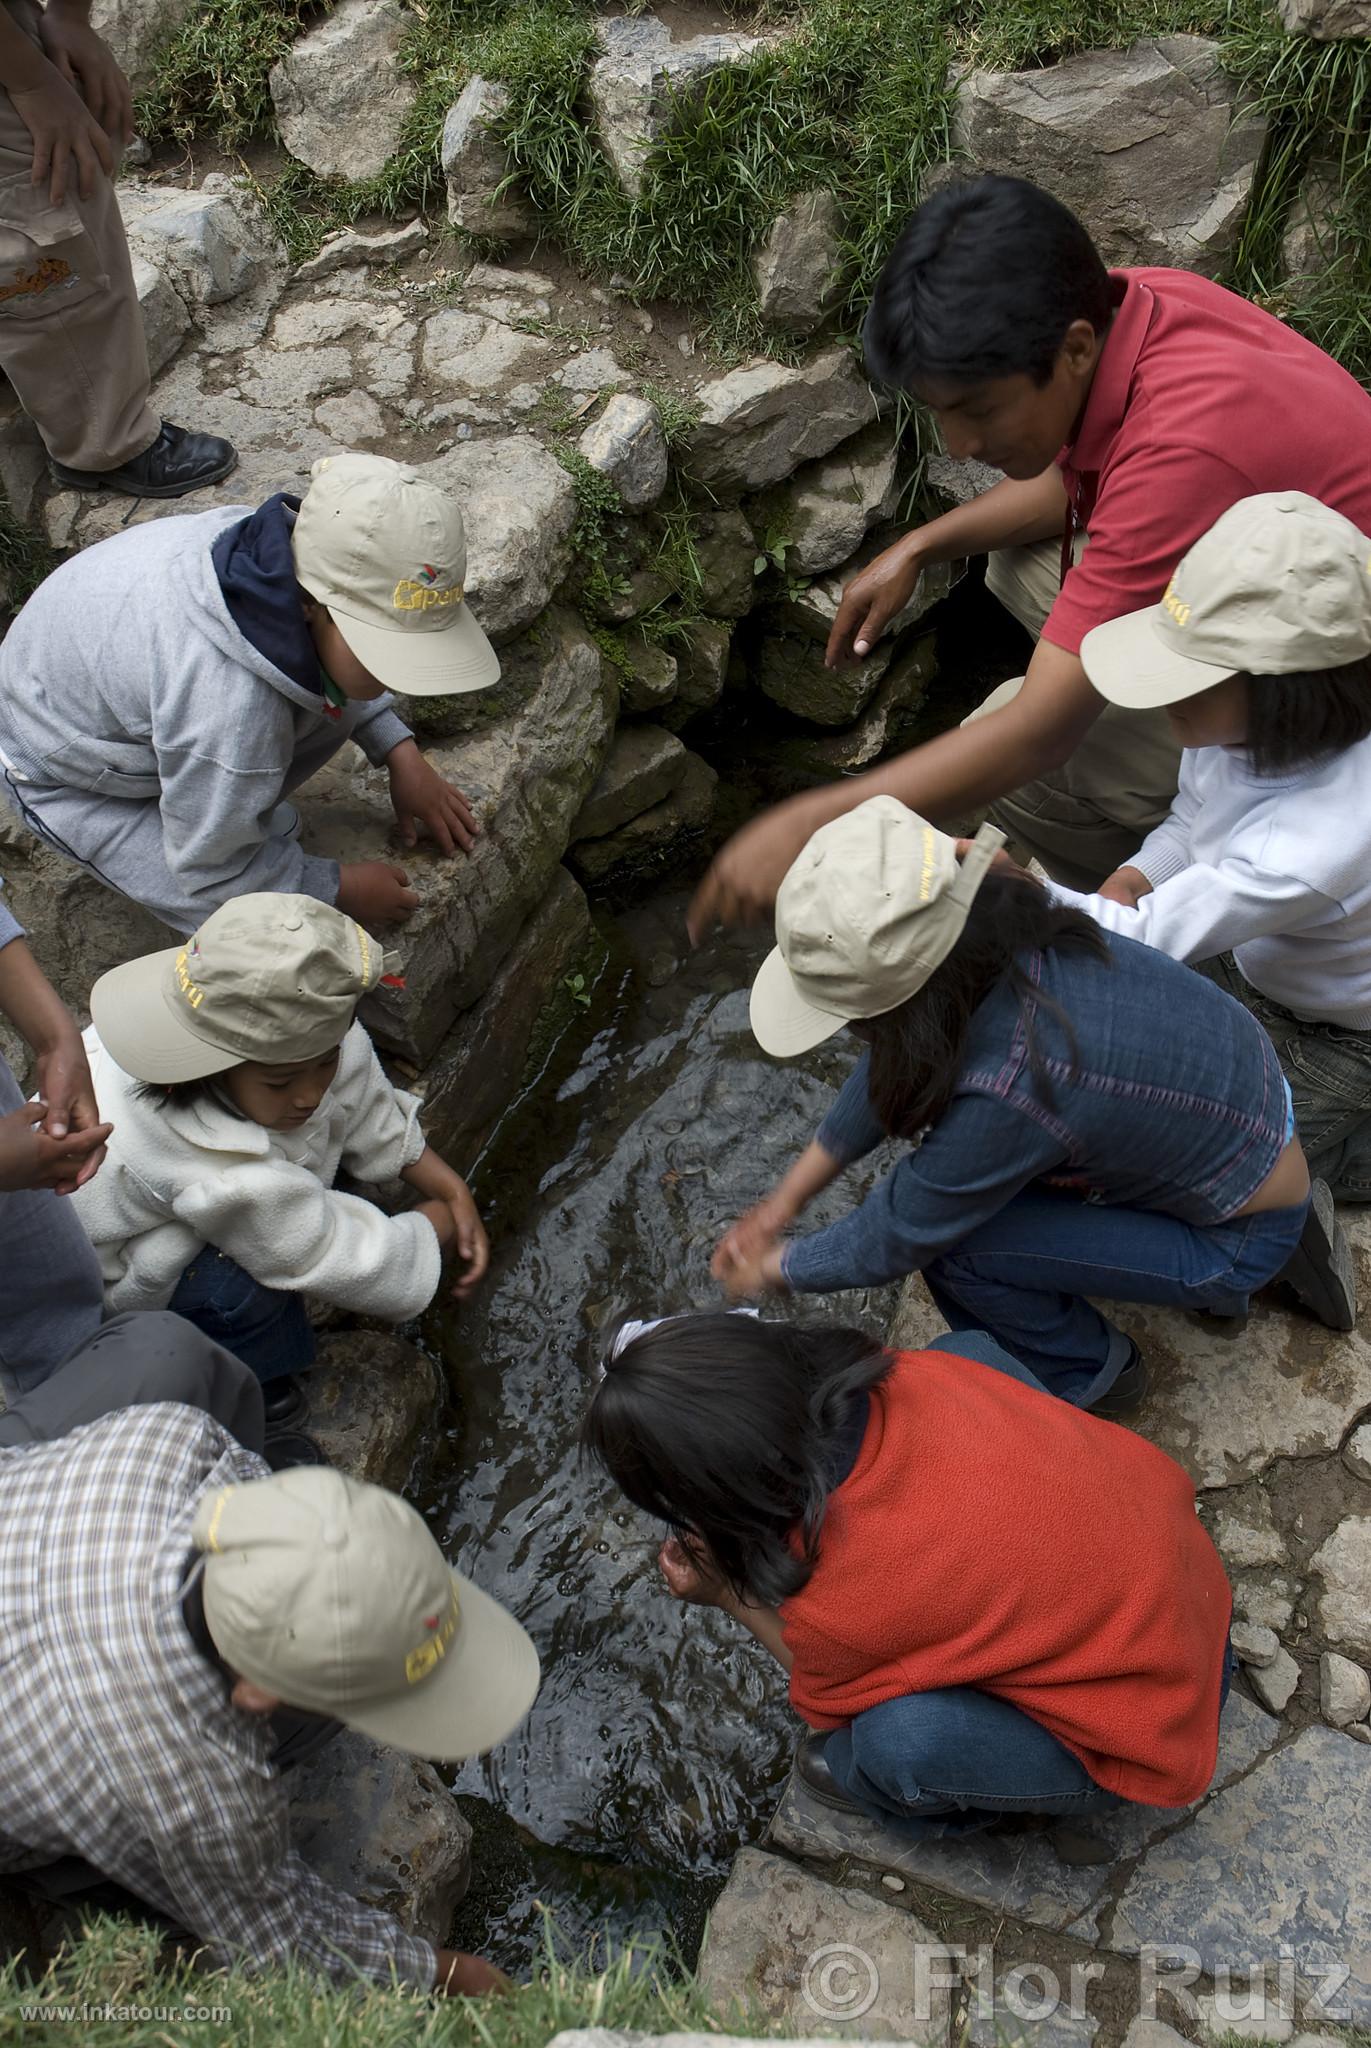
[854,869,1110,1137]
[133,1075,247,1117]
[1243,653,1371,776]
[863,176,1114,391]
[582,1312,892,1608]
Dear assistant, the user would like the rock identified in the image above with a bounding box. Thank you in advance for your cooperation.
[91,0,194,89]
[616,631,678,716]
[1109,1725,1371,2021]
[298,609,614,1066]
[289,1730,470,1947]
[925,454,1005,508]
[131,254,190,375]
[663,619,731,729]
[589,16,771,198]
[1195,2008,1292,2046]
[1319,1652,1371,1729]
[414,868,592,1172]
[274,295,407,347]
[1232,1575,1297,1636]
[118,181,287,348]
[1313,1517,1371,1662]
[568,751,717,888]
[442,78,532,241]
[954,37,1266,277]
[768,636,936,781]
[761,421,903,578]
[1230,1621,1280,1670]
[305,1331,439,1491]
[755,191,845,333]
[685,349,878,496]
[1281,159,1345,280]
[240,346,355,410]
[555,348,629,395]
[571,725,688,841]
[423,436,576,644]
[577,395,668,510]
[1344,1422,1371,1483]
[1210,1495,1287,1571]
[0,823,176,1020]
[0,386,46,526]
[695,507,759,617]
[698,1846,951,2041]
[1122,2027,1188,2048]
[1246,1645,1301,1715]
[755,548,956,726]
[421,308,552,398]
[314,388,388,442]
[296,219,429,284]
[270,0,417,182]
[1277,0,1371,33]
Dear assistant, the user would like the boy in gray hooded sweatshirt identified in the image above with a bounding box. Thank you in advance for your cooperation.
[0,453,500,933]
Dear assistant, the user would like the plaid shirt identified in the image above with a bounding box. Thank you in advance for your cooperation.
[0,1403,436,1989]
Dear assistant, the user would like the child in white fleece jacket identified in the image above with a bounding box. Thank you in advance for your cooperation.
[72,894,486,1426]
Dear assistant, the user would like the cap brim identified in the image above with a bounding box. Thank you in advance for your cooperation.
[1081,608,1238,710]
[749,946,850,1058]
[329,600,501,699]
[338,1569,541,1763]
[90,950,243,1083]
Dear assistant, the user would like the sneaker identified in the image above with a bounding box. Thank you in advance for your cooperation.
[50,420,238,500]
[1276,1179,1357,1332]
[792,1732,865,1816]
[262,1374,309,1430]
[1086,1342,1149,1420]
[261,1428,328,1472]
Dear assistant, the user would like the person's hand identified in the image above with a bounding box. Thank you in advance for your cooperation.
[687,789,826,943]
[1096,864,1153,909]
[714,1194,790,1274]
[444,1178,489,1301]
[0,1100,111,1195]
[386,741,478,856]
[36,5,133,150]
[32,1027,100,1148]
[824,532,926,668]
[954,836,1017,876]
[10,66,114,204]
[433,1948,514,1997]
[336,859,421,927]
[658,1533,725,1607]
[711,1235,788,1302]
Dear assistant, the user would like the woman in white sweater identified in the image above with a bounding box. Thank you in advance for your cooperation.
[1050,492,1371,1203]
[73,893,487,1429]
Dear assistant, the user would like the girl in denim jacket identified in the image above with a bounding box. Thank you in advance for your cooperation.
[713,797,1352,1414]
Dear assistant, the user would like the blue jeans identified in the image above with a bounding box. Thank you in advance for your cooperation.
[816,1330,1236,1836]
[924,1186,1309,1406]
[168,1248,315,1385]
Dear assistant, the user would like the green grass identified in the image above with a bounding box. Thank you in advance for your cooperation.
[0,499,59,608]
[0,1910,750,2048]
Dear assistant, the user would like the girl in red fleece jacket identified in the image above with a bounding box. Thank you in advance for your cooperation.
[583,1310,1234,1834]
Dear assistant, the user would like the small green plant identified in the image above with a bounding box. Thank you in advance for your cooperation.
[562,971,593,1006]
[640,382,702,453]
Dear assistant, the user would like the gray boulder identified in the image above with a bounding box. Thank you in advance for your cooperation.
[270,0,417,183]
[568,751,716,887]
[131,254,191,375]
[755,190,844,333]
[663,618,731,729]
[769,635,936,782]
[1247,1645,1301,1716]
[297,218,428,284]
[761,418,903,577]
[91,0,193,90]
[684,348,877,495]
[590,16,771,197]
[616,630,678,715]
[1278,0,1371,31]
[442,77,533,241]
[423,435,577,643]
[1313,1516,1371,1663]
[954,37,1266,276]
[695,507,759,617]
[755,544,957,726]
[577,394,669,509]
[1281,158,1346,280]
[118,180,287,347]
[420,307,552,399]
[1320,1652,1371,1730]
[306,1331,439,1491]
[571,724,688,841]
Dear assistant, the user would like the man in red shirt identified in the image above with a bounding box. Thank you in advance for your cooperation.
[689,175,1371,923]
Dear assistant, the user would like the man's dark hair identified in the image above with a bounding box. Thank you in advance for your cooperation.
[854,870,1110,1137]
[582,1312,891,1608]
[864,176,1114,390]
[1243,654,1371,776]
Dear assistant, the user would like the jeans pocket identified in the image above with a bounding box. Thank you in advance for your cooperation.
[1285,1025,1371,1118]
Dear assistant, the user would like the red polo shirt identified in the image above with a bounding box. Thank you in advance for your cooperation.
[1044,268,1371,654]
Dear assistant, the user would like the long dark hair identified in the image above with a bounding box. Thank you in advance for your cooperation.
[1244,654,1371,776]
[856,868,1110,1137]
[582,1312,892,1607]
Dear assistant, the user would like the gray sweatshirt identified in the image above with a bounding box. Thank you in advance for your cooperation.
[0,508,411,908]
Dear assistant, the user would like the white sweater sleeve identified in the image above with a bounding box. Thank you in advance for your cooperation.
[172,1161,443,1320]
[337,1032,427,1182]
[1127,769,1204,889]
[1050,855,1342,965]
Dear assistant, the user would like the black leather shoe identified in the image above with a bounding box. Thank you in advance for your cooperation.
[1277,1178,1357,1331]
[793,1732,865,1814]
[262,1375,309,1430]
[50,419,238,499]
[261,1428,328,1472]
[1087,1342,1149,1420]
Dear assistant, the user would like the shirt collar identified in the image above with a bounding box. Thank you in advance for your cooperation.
[1063,271,1153,474]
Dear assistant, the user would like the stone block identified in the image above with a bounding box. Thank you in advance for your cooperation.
[571,723,688,841]
[759,419,903,578]
[1320,1651,1371,1729]
[289,1729,471,1949]
[1231,1621,1280,1670]
[589,16,772,198]
[954,38,1266,276]
[755,547,955,726]
[132,253,190,375]
[578,394,669,510]
[755,190,845,333]
[1277,0,1371,34]
[1344,1421,1371,1483]
[420,307,552,398]
[698,1846,951,2041]
[423,436,577,643]
[767,635,936,781]
[0,385,47,526]
[442,78,533,241]
[91,0,194,90]
[663,619,731,730]
[695,507,759,617]
[617,631,678,715]
[568,751,717,887]
[118,180,287,347]
[314,388,388,443]
[1247,1645,1301,1715]
[306,1329,439,1490]
[296,218,429,284]
[1312,1515,1371,1662]
[684,348,878,495]
[1208,1494,1287,1570]
[270,0,417,182]
[925,454,1005,508]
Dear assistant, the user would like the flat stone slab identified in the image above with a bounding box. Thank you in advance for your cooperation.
[306,1329,439,1491]
[698,1847,950,2040]
[770,1694,1278,1943]
[1109,1724,1371,2022]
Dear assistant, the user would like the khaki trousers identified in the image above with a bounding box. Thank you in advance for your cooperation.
[964,537,1181,892]
[0,0,157,470]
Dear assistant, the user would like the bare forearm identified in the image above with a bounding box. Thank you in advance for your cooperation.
[401,1144,464,1202]
[718,1590,793,1671]
[772,1141,844,1223]
[0,939,79,1057]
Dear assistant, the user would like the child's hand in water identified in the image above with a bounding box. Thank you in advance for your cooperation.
[446,1179,489,1301]
[715,1194,789,1270]
[711,1234,788,1302]
[659,1534,725,1607]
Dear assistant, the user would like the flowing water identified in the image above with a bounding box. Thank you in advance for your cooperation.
[420,891,902,1972]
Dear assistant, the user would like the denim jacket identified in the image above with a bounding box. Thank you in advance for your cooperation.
[782,930,1289,1295]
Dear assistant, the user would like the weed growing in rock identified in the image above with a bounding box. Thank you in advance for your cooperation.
[0,499,59,608]
[640,383,702,453]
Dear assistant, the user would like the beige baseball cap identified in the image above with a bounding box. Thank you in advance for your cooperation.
[1082,491,1371,710]
[749,797,1006,1057]
[193,1466,540,1761]
[90,893,395,1083]
[293,452,500,698]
